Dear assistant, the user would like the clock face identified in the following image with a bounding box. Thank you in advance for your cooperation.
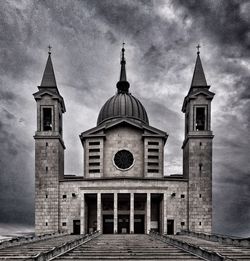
[113,150,134,170]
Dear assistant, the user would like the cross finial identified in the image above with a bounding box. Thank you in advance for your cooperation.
[121,42,126,63]
[48,45,52,54]
[196,44,201,54]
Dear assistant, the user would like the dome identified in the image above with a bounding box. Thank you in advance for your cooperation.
[97,45,149,126]
[97,92,149,125]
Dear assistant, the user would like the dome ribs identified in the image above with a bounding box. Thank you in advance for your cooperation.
[97,93,149,125]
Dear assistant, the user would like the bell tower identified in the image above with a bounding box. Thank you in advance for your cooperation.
[33,48,66,235]
[182,47,215,233]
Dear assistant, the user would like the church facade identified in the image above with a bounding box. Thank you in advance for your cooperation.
[33,46,214,236]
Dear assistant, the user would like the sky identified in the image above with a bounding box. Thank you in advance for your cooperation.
[0,0,249,238]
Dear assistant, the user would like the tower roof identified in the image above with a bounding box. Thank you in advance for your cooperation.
[40,51,57,87]
[190,51,207,87]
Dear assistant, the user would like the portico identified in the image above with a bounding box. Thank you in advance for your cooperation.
[80,190,170,235]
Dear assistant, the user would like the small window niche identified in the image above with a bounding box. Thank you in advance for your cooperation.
[59,113,62,135]
[195,107,206,131]
[43,108,53,131]
[186,113,189,135]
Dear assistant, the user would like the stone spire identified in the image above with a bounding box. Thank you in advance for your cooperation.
[40,47,57,87]
[190,46,207,87]
[116,43,130,93]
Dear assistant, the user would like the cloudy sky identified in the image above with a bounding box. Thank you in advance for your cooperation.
[0,0,249,237]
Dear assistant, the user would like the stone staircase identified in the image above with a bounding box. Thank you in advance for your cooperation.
[53,234,204,260]
[168,234,250,260]
[0,234,82,260]
[1,233,249,260]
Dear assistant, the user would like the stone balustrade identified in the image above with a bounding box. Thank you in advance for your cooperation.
[0,231,67,250]
[34,231,100,261]
[149,231,225,261]
[179,230,250,247]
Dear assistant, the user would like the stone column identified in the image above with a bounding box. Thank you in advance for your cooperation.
[97,193,102,232]
[114,192,118,234]
[146,192,151,234]
[130,193,134,233]
[80,193,85,234]
[163,193,167,234]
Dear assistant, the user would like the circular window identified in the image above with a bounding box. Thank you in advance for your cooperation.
[114,150,134,170]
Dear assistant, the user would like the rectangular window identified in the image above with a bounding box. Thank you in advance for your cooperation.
[181,222,185,226]
[89,169,100,173]
[89,148,100,153]
[148,148,159,153]
[148,155,159,160]
[59,113,62,135]
[148,141,159,146]
[89,155,100,160]
[43,108,52,131]
[62,222,67,226]
[89,162,100,166]
[199,163,203,171]
[196,107,205,131]
[181,194,185,198]
[72,193,76,198]
[147,169,158,173]
[89,141,100,146]
[62,194,67,199]
[147,162,159,166]
[186,113,189,134]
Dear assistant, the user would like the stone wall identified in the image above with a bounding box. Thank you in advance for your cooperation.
[186,138,212,233]
[59,178,188,234]
[35,138,63,235]
[103,125,144,178]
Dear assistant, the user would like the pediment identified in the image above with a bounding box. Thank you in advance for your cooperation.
[80,118,168,141]
[33,89,66,112]
[33,89,60,99]
[182,88,215,112]
[189,89,215,99]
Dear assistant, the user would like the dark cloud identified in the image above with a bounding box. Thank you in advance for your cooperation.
[0,115,34,225]
[0,0,249,238]
[0,89,15,102]
[175,0,250,56]
[105,30,118,44]
[213,165,250,236]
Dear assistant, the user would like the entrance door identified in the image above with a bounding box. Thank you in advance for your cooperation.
[134,215,144,234]
[167,219,174,235]
[103,215,114,234]
[118,215,130,234]
[73,220,80,235]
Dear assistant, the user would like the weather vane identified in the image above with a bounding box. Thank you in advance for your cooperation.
[196,44,201,54]
[48,45,52,54]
